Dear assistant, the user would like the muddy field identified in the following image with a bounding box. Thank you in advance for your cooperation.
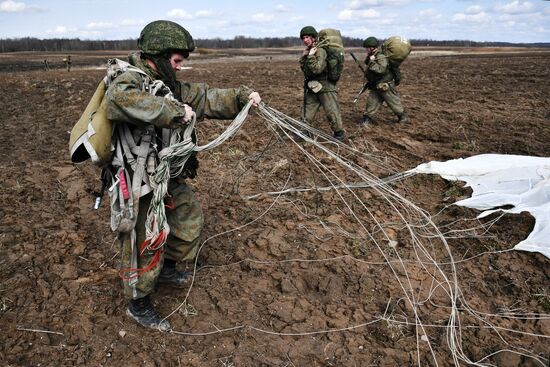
[1,48,549,366]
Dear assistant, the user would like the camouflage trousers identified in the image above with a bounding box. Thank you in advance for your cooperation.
[303,88,343,133]
[118,180,204,299]
[364,81,404,118]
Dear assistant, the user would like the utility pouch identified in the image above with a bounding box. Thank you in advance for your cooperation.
[109,167,137,233]
[307,80,323,93]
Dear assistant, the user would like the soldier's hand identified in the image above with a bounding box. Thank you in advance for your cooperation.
[369,55,375,62]
[248,92,261,107]
[308,47,317,56]
[182,104,195,123]
[302,48,310,56]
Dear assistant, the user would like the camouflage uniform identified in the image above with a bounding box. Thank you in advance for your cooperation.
[363,49,405,119]
[64,55,72,72]
[106,52,253,299]
[300,48,343,134]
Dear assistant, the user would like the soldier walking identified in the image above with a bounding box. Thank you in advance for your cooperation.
[299,26,345,141]
[360,37,409,125]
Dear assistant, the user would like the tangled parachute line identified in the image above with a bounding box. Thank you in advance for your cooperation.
[144,102,254,256]
[164,103,548,366]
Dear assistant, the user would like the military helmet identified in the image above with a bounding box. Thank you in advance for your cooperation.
[363,36,379,48]
[138,20,195,55]
[300,26,318,39]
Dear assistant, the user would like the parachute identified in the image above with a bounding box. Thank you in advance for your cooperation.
[413,154,550,259]
[317,28,345,83]
[382,36,412,67]
[68,80,114,166]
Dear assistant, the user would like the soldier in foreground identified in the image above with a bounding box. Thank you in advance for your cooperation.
[299,26,345,141]
[103,20,261,331]
[360,36,409,125]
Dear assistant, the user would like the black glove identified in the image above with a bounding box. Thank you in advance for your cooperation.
[181,154,199,179]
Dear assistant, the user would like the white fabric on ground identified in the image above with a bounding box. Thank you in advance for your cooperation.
[412,154,550,259]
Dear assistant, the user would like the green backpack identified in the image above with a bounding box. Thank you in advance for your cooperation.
[382,36,412,67]
[317,28,345,83]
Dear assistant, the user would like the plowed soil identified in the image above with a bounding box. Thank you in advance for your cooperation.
[1,48,549,366]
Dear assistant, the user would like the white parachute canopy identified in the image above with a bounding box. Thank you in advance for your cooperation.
[412,154,550,259]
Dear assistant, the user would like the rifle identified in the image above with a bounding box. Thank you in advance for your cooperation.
[353,82,369,103]
[350,52,369,103]
[349,52,366,74]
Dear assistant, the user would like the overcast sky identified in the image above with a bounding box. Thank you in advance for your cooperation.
[0,0,548,43]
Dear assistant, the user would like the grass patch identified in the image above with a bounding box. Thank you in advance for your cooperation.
[452,140,478,151]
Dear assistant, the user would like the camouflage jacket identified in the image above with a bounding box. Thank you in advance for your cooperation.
[364,49,395,86]
[105,52,253,129]
[299,47,337,92]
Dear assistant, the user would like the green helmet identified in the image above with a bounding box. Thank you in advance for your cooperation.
[363,36,378,48]
[300,26,318,39]
[138,20,195,55]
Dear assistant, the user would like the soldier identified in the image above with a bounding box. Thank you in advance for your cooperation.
[64,55,72,72]
[103,20,261,331]
[360,36,409,125]
[299,26,345,141]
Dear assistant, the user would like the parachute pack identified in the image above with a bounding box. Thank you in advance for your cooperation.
[69,79,113,166]
[317,28,345,83]
[382,36,412,67]
[69,59,167,167]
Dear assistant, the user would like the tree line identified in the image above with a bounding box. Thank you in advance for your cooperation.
[0,36,547,53]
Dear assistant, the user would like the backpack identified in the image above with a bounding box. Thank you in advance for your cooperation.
[317,28,345,83]
[382,36,412,67]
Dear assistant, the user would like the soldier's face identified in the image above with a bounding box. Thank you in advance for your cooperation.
[302,35,315,48]
[169,52,187,71]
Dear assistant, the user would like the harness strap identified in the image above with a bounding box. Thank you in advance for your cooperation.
[119,124,137,168]
[162,128,171,148]
[117,139,129,218]
[131,126,154,214]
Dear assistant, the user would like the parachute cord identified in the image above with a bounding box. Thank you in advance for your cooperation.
[118,249,163,280]
[140,101,254,264]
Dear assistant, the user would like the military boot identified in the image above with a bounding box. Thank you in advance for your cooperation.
[127,295,171,332]
[396,113,409,124]
[359,115,373,126]
[158,258,189,287]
